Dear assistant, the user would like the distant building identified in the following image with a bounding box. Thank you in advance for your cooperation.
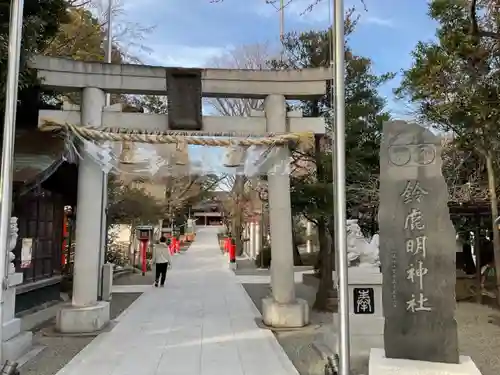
[191,191,228,226]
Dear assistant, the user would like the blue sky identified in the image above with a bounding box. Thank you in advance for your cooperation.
[119,0,438,118]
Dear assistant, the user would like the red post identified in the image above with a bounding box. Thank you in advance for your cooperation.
[140,239,148,276]
[224,238,229,253]
[229,243,236,264]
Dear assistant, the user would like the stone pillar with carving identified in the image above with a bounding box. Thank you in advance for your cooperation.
[7,217,17,274]
[331,220,384,360]
[2,216,33,362]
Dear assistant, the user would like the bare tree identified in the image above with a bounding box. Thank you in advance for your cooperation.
[82,0,155,62]
[210,0,367,18]
[206,43,274,116]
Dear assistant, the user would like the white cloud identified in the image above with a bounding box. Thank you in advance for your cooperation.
[361,15,395,28]
[145,45,229,67]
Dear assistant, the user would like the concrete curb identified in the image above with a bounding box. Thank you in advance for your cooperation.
[112,268,134,280]
[40,321,118,338]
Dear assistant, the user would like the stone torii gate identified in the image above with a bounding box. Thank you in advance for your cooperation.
[31,56,328,330]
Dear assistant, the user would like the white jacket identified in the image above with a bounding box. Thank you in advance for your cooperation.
[153,243,172,264]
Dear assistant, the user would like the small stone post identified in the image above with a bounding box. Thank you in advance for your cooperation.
[249,222,256,258]
[306,221,314,253]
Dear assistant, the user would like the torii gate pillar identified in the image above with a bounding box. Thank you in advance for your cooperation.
[56,87,110,333]
[261,94,309,328]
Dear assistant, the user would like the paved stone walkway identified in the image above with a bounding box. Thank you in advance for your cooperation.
[55,227,299,375]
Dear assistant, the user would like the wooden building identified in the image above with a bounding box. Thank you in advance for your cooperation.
[11,130,77,313]
[2,91,78,314]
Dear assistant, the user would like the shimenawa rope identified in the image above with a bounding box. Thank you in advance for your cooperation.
[39,120,313,147]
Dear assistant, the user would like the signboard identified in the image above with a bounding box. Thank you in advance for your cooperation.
[353,287,375,314]
[21,238,33,268]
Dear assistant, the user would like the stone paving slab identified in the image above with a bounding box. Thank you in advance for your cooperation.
[55,227,299,375]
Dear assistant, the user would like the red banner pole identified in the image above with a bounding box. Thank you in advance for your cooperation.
[229,242,236,263]
[141,240,147,276]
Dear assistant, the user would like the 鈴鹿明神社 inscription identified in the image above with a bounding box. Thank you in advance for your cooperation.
[379,121,459,364]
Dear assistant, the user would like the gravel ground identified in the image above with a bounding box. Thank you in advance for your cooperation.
[243,282,330,375]
[243,281,500,375]
[457,302,500,375]
[19,272,147,375]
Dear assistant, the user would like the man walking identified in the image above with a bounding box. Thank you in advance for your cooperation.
[153,236,172,287]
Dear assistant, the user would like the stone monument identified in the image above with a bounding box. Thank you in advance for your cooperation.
[2,217,33,361]
[370,120,481,374]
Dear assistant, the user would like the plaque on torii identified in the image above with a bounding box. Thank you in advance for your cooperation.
[165,68,203,131]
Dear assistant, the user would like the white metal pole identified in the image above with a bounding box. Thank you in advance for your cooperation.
[279,0,285,61]
[0,0,25,365]
[279,0,284,41]
[332,0,350,373]
[105,0,113,106]
[98,0,113,299]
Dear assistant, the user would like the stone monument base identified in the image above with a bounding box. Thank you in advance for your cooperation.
[369,348,482,375]
[262,297,309,328]
[56,301,110,334]
[348,268,384,356]
[330,268,384,358]
[331,314,384,359]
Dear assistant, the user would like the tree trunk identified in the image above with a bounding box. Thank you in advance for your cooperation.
[129,220,137,270]
[485,153,500,303]
[233,176,245,256]
[315,219,328,274]
[313,218,333,311]
[292,223,303,266]
[231,212,244,256]
[310,102,334,310]
[327,218,336,272]
[313,133,324,274]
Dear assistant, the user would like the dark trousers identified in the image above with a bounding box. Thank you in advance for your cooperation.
[155,262,168,285]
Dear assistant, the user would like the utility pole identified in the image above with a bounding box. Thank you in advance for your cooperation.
[331,0,351,374]
[279,0,285,60]
[105,0,113,106]
[98,0,113,300]
[279,0,285,41]
[0,0,24,366]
